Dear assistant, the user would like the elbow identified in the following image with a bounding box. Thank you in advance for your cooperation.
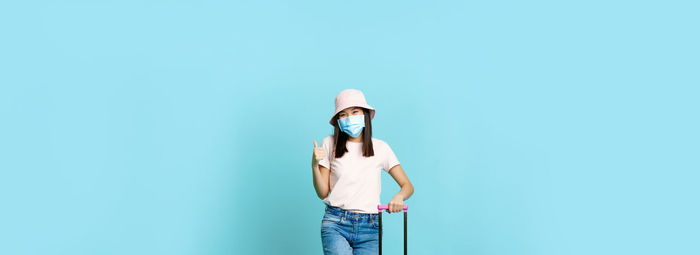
[404,182,415,199]
[317,191,329,200]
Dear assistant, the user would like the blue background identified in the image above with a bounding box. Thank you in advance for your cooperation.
[1,0,698,254]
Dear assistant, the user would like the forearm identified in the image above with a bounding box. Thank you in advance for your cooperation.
[393,183,414,201]
[311,156,329,199]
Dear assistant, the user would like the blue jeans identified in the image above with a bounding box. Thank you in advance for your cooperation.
[321,204,380,255]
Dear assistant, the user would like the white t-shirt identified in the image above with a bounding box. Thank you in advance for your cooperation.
[317,135,401,214]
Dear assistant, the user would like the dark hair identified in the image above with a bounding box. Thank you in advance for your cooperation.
[331,108,375,159]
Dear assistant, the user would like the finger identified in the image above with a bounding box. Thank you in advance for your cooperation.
[313,140,318,148]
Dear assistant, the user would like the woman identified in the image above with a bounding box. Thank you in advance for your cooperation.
[311,89,415,255]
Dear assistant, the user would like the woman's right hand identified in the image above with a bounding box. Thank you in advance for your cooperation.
[313,140,326,166]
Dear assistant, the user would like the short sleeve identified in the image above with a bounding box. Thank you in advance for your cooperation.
[382,143,400,172]
[317,137,332,169]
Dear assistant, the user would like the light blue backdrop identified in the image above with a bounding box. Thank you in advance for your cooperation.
[1,0,698,254]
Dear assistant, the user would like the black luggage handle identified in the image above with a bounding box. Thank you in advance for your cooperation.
[377,205,408,255]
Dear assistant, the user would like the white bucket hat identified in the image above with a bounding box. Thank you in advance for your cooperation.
[329,89,376,126]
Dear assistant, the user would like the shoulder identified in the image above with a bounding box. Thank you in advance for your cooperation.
[322,135,334,146]
[371,137,390,149]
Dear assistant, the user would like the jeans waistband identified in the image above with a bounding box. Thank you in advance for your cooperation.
[325,204,379,220]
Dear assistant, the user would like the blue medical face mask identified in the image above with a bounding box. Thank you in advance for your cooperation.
[337,114,365,138]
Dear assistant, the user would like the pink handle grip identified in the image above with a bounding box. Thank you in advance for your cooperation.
[378,204,408,212]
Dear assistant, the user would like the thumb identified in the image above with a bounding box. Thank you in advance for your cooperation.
[313,140,318,148]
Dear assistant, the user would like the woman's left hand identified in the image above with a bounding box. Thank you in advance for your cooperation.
[386,195,404,214]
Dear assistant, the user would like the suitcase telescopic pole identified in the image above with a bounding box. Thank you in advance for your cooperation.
[377,204,408,255]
